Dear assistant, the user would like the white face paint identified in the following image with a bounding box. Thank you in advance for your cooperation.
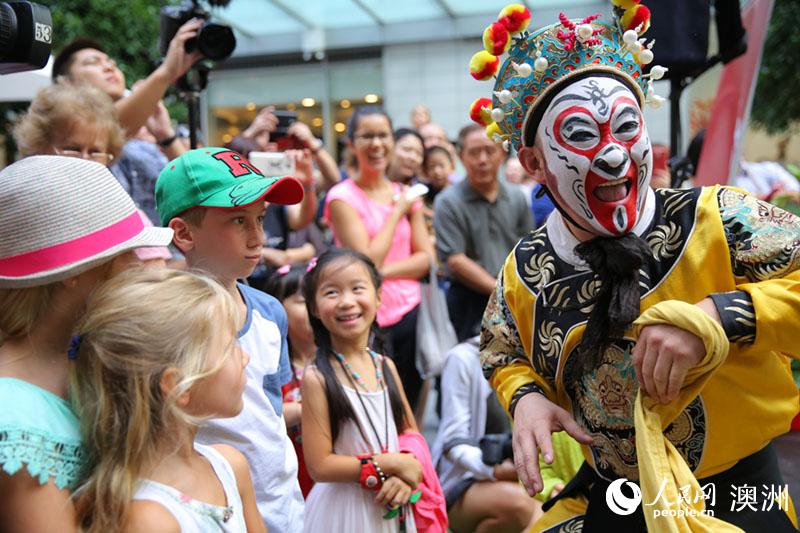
[535,76,652,236]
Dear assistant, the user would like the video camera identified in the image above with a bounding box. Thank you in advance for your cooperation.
[0,1,52,75]
[159,0,235,61]
[480,433,514,466]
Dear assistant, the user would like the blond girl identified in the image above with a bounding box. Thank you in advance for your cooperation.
[71,269,263,532]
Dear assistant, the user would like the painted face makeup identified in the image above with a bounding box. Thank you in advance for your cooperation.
[535,76,652,236]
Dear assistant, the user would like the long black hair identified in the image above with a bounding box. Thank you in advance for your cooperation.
[264,264,305,303]
[264,264,307,365]
[302,248,408,444]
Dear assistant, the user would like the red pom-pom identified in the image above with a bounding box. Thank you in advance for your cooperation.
[621,4,651,34]
[483,22,511,55]
[469,51,500,81]
[469,97,493,126]
[498,4,531,34]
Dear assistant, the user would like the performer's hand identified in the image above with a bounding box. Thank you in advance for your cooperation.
[632,322,706,404]
[512,392,593,496]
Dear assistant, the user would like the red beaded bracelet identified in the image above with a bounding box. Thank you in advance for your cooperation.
[357,453,382,491]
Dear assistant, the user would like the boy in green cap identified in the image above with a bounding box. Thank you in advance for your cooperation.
[156,147,305,531]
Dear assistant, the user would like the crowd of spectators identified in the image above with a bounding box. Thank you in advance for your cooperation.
[0,28,571,533]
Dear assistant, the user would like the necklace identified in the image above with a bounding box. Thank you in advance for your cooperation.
[335,349,390,454]
[334,349,383,392]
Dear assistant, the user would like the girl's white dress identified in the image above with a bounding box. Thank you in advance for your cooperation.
[303,375,417,533]
[132,443,246,532]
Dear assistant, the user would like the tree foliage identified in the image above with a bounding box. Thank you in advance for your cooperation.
[751,0,800,134]
[44,0,164,89]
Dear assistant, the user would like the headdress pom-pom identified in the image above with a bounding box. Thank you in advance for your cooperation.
[469,51,501,81]
[469,97,494,127]
[611,0,642,9]
[483,22,512,55]
[486,122,502,143]
[621,4,651,34]
[497,4,531,35]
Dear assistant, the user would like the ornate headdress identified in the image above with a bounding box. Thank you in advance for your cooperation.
[468,1,667,152]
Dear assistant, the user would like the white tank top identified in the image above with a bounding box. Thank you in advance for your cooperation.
[132,443,247,532]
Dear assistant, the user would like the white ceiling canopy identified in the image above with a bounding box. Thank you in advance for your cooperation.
[208,0,605,59]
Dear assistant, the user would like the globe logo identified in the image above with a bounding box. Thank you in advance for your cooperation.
[605,478,642,515]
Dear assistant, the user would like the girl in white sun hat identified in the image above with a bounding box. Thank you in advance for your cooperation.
[0,155,173,531]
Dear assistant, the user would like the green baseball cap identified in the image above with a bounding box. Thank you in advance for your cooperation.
[155,147,303,226]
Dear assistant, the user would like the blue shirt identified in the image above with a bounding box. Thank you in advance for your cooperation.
[238,283,292,415]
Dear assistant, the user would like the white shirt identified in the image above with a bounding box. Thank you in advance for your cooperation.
[196,284,303,532]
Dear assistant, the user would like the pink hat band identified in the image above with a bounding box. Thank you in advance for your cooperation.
[0,211,143,277]
[0,156,174,288]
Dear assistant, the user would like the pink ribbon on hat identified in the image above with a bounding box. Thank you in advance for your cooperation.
[0,211,144,277]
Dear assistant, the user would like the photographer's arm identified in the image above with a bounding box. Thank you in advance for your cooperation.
[115,20,202,137]
[285,150,317,231]
[142,96,185,159]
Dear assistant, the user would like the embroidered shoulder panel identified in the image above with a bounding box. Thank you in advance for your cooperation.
[717,187,800,281]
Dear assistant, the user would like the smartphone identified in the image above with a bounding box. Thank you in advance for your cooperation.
[406,182,429,200]
[248,151,296,177]
[271,110,297,141]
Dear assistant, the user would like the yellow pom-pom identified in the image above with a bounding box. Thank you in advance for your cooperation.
[469,51,500,81]
[485,122,502,142]
[483,22,511,56]
[611,0,641,9]
[498,4,531,35]
[469,98,494,127]
[621,4,651,34]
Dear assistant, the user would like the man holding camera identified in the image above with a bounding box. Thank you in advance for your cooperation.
[52,19,202,142]
[52,20,202,225]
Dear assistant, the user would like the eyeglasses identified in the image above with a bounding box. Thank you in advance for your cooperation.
[353,132,392,144]
[54,147,114,165]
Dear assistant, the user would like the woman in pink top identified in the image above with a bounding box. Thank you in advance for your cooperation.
[324,106,434,413]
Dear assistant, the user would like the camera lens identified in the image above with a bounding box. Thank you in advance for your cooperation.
[0,4,19,58]
[195,22,235,60]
